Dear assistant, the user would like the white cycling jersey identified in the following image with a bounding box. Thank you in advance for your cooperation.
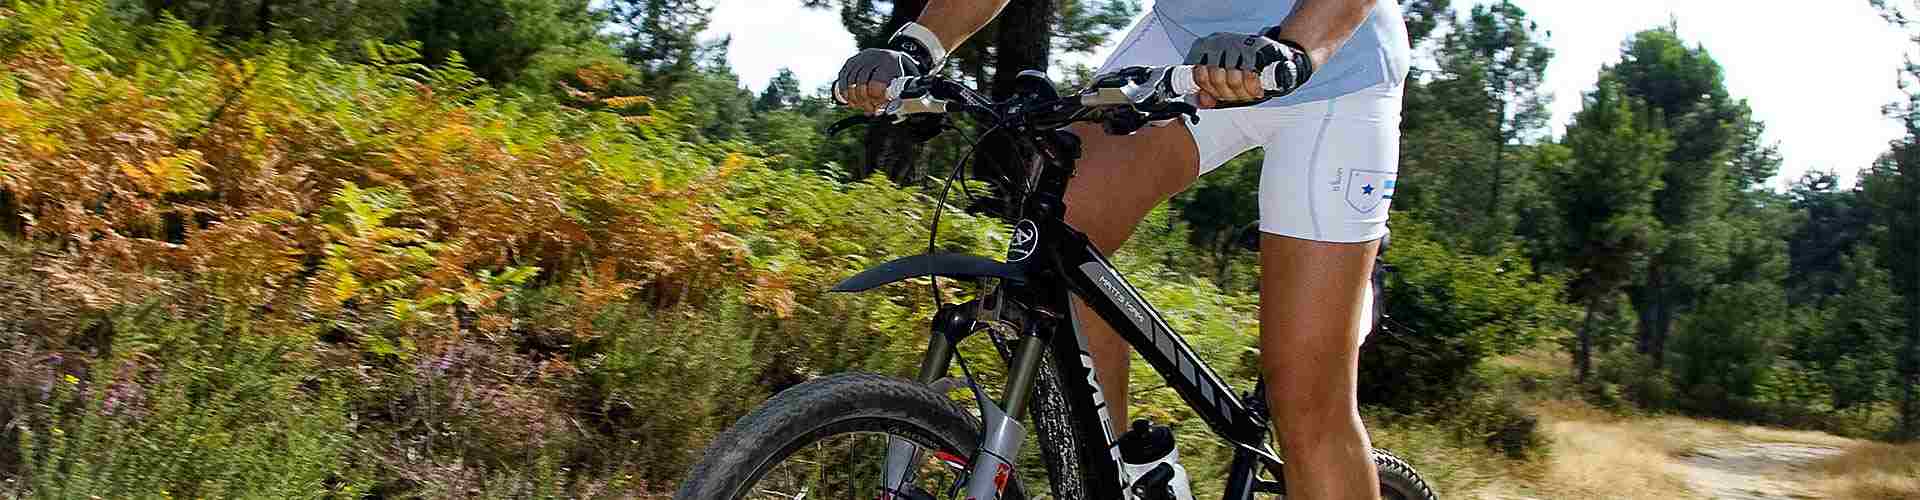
[1145,0,1411,107]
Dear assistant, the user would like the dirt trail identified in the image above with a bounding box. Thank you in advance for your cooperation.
[1674,442,1846,499]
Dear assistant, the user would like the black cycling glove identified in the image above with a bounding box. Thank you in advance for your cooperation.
[1183,29,1316,102]
[833,23,947,105]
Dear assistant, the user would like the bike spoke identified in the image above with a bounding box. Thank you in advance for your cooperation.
[747,431,965,500]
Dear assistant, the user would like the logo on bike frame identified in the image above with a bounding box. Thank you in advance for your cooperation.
[1008,220,1039,262]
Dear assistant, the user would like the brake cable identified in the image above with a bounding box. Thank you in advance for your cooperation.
[925,123,1000,305]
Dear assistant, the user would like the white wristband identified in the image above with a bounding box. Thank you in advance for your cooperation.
[893,22,948,70]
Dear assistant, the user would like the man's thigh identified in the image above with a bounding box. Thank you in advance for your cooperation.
[1061,121,1205,251]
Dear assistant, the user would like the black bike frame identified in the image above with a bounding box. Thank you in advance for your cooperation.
[954,127,1286,499]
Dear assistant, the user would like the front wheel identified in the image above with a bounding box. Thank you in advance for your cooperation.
[674,373,1027,500]
[1374,448,1439,500]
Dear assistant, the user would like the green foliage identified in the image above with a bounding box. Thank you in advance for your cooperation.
[4,1,1917,497]
[1360,217,1576,411]
[1670,281,1790,413]
[1860,99,1920,441]
[402,0,600,83]
[0,2,1005,493]
[1394,0,1553,253]
[6,304,362,499]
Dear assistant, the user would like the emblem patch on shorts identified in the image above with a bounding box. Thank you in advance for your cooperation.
[1346,170,1396,213]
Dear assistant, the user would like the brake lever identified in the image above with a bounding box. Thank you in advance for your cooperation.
[826,113,954,143]
[1138,101,1200,124]
[827,115,880,136]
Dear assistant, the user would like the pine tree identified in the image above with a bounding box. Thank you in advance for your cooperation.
[1401,0,1553,252]
[755,68,804,113]
[1554,79,1670,382]
[608,0,713,92]
[1607,27,1749,368]
[1866,0,1920,440]
[404,0,600,83]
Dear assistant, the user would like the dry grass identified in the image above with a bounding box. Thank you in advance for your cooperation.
[1527,401,1696,499]
[1490,348,1568,376]
[1812,441,1920,500]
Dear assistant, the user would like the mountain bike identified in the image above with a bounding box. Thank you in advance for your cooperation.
[674,65,1436,500]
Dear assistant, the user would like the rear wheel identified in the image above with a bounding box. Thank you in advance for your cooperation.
[674,373,1028,500]
[1374,448,1439,500]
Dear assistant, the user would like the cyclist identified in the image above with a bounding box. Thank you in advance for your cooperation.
[834,1,1409,499]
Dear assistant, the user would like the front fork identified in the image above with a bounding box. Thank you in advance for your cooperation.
[883,301,1047,500]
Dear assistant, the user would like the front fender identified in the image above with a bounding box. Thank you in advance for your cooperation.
[830,253,1026,293]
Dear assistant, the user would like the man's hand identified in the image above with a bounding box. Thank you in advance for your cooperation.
[1184,31,1312,108]
[833,49,923,114]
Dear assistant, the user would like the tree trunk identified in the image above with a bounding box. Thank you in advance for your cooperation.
[1487,119,1506,252]
[1901,284,1920,440]
[1650,288,1672,369]
[1576,296,1598,384]
[0,189,18,236]
[861,125,927,185]
[989,0,1053,98]
[1901,174,1920,441]
[254,0,275,37]
[1632,260,1666,364]
[852,0,930,186]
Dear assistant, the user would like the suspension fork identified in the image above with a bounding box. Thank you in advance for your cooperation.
[962,320,1049,500]
[882,304,972,496]
[882,300,1053,500]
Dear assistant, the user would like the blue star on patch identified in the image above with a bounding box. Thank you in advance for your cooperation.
[1346,170,1397,213]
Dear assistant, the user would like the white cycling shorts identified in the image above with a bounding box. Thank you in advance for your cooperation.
[1097,12,1406,243]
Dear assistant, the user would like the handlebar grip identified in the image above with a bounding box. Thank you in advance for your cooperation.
[885,77,913,101]
[1167,64,1285,96]
[883,76,947,116]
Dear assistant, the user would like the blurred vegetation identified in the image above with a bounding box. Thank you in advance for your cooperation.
[1,0,1918,498]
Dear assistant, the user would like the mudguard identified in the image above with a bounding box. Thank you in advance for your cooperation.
[830,253,1026,293]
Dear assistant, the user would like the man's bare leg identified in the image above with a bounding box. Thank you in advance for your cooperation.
[1058,122,1201,432]
[1260,234,1382,500]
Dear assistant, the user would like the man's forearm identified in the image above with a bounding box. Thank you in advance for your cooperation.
[1274,0,1374,68]
[918,0,1012,50]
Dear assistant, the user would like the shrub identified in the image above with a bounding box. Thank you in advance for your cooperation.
[0,1,1000,494]
[6,305,363,499]
[1594,344,1675,411]
[1360,217,1579,412]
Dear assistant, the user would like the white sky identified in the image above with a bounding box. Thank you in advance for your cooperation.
[705,0,1913,188]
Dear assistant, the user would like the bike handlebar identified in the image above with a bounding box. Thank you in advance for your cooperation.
[879,64,1286,118]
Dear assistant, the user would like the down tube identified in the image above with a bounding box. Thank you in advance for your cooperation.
[1057,238,1267,445]
[1042,282,1129,498]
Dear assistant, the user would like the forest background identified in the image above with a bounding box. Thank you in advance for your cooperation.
[1,0,1918,497]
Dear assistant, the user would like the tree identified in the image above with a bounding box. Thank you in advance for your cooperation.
[1860,144,1920,440]
[608,0,714,94]
[755,68,804,113]
[1434,1,1553,251]
[1670,281,1790,415]
[1867,0,1920,440]
[1786,171,1876,304]
[122,0,602,84]
[117,0,416,49]
[1788,248,1903,414]
[403,0,600,83]
[1553,79,1670,382]
[1399,0,1454,49]
[1608,27,1750,368]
